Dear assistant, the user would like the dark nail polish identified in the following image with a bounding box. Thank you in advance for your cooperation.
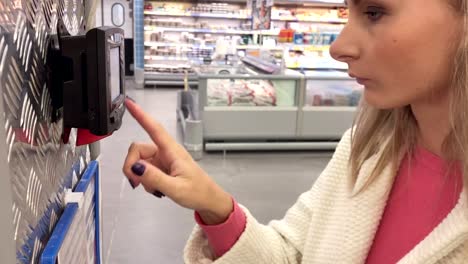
[131,162,146,176]
[126,95,136,103]
[153,190,165,198]
[128,178,136,189]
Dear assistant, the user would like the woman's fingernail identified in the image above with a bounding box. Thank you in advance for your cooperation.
[153,190,165,198]
[126,95,136,102]
[128,178,136,189]
[131,162,146,176]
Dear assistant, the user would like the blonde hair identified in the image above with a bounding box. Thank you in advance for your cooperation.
[349,0,468,193]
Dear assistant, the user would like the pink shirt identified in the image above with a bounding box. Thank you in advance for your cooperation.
[196,147,462,260]
[365,147,462,263]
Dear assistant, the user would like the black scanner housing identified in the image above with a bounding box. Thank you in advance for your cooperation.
[58,27,125,136]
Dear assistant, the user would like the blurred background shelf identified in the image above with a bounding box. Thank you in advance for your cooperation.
[141,0,348,87]
[271,16,347,24]
[144,10,252,19]
[145,26,255,35]
[144,42,216,48]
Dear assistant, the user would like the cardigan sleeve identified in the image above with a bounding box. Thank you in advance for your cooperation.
[183,129,352,264]
[194,198,247,257]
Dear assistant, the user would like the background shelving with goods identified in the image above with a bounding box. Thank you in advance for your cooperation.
[140,0,348,87]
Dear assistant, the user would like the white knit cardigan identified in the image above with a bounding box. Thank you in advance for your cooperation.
[183,130,468,263]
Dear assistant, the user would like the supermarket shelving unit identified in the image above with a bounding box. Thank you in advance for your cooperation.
[141,0,347,87]
[143,0,253,86]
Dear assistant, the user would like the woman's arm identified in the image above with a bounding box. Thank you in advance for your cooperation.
[183,130,351,263]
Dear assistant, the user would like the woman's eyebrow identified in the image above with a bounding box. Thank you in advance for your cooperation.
[344,0,362,6]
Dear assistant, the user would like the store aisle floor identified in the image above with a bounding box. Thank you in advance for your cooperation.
[100,81,333,264]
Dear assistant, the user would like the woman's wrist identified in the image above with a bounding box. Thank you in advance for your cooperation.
[198,189,233,225]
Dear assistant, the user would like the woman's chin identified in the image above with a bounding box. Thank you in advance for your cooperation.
[363,90,402,110]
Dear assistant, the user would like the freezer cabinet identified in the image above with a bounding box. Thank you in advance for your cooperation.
[198,74,302,143]
[299,71,362,140]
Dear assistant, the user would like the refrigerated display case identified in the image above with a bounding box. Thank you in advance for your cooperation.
[177,63,362,154]
[299,70,362,139]
[200,73,301,138]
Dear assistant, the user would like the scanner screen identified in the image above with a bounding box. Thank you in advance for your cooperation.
[109,47,121,101]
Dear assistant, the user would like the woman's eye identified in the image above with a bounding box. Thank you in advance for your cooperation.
[364,7,384,22]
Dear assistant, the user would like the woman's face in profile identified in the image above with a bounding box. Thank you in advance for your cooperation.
[330,0,463,109]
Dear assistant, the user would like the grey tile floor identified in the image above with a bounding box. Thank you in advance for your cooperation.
[99,82,333,263]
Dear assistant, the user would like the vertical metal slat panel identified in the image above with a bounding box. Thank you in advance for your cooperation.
[0,0,89,263]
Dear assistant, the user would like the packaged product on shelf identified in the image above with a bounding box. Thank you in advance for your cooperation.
[207,79,278,107]
[278,30,288,43]
[148,32,163,42]
[247,80,277,106]
[147,1,186,13]
[145,62,194,74]
[208,85,230,106]
[293,32,304,44]
[306,84,362,106]
[207,80,248,106]
[278,28,294,43]
[144,31,151,42]
[303,33,313,44]
[323,34,332,45]
[144,3,153,10]
[272,7,345,21]
[228,81,255,106]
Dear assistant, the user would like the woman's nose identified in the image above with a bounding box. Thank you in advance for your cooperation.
[330,24,360,63]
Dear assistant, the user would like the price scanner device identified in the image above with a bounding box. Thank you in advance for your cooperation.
[48,26,126,145]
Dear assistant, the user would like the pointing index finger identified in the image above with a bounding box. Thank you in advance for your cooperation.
[125,98,176,149]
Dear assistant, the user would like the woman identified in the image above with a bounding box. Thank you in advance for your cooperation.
[123,0,468,263]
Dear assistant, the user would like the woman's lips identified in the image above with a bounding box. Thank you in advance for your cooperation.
[356,78,370,85]
[349,72,370,85]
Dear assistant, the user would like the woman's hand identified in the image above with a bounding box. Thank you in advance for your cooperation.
[122,99,233,225]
